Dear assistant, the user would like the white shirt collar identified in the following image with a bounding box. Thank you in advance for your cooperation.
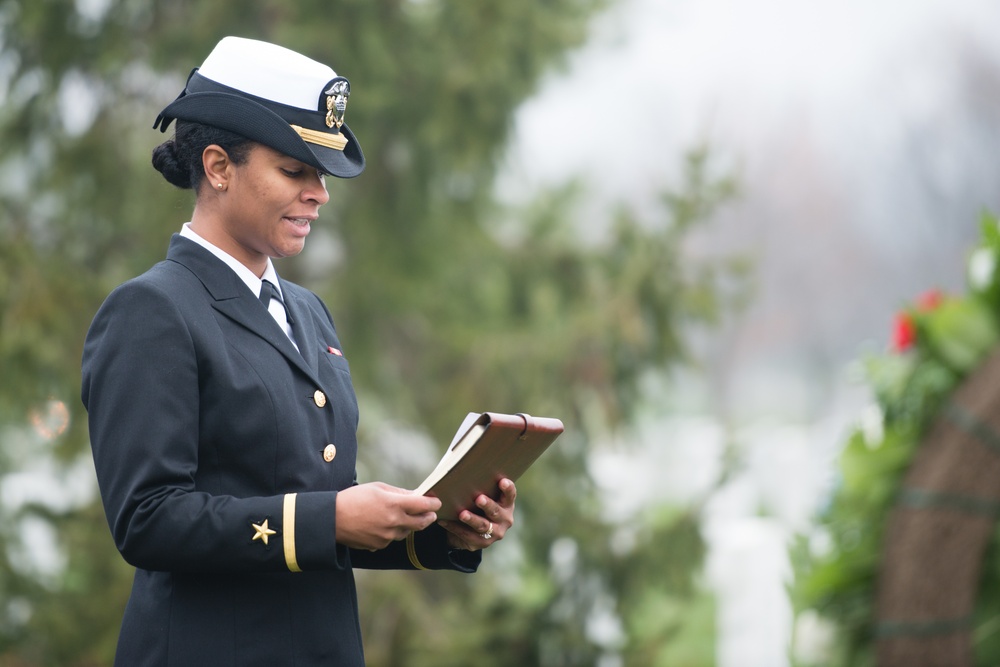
[179,223,283,299]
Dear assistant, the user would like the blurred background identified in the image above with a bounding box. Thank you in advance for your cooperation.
[3,0,1000,665]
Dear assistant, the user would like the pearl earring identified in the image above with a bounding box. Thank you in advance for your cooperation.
[217,183,224,190]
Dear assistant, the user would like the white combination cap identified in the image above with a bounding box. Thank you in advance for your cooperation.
[153,36,365,178]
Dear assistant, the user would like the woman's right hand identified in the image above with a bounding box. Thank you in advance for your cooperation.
[335,482,442,551]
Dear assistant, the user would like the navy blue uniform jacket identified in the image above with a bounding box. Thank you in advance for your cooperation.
[82,235,479,666]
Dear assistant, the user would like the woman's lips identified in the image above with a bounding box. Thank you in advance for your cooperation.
[283,217,313,235]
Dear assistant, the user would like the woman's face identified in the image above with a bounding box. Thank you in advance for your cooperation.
[218,144,330,272]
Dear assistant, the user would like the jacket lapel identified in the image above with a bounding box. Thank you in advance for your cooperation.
[283,288,320,376]
[165,235,321,385]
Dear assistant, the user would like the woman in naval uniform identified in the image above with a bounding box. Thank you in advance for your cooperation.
[81,36,514,667]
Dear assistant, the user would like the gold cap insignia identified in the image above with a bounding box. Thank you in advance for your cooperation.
[324,77,350,129]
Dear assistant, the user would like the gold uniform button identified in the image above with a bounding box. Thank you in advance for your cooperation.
[313,390,327,408]
[323,444,337,462]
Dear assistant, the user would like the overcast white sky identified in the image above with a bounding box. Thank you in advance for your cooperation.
[501,0,1000,211]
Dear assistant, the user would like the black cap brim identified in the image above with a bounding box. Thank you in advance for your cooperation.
[157,91,365,179]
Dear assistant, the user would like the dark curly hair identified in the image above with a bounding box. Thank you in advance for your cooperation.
[151,121,253,190]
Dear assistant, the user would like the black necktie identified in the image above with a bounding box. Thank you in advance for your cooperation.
[259,279,279,308]
[259,280,293,323]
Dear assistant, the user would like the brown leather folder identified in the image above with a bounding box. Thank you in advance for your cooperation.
[415,412,564,521]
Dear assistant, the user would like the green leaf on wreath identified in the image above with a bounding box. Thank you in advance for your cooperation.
[921,298,998,373]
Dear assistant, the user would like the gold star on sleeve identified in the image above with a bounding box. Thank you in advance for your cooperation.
[252,519,277,546]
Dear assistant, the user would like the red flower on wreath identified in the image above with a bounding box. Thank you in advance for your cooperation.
[890,289,945,353]
[892,312,917,352]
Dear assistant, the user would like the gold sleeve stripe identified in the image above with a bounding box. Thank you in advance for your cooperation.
[290,124,348,151]
[405,532,427,570]
[283,493,302,573]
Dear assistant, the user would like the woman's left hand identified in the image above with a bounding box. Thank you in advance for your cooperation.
[439,478,516,551]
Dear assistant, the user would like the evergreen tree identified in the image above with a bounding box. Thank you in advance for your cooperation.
[0,2,738,663]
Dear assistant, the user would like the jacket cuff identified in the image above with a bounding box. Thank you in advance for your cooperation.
[286,491,347,571]
[407,524,481,572]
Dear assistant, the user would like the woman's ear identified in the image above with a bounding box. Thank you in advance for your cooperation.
[202,144,232,193]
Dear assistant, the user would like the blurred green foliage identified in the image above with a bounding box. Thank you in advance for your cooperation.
[0,1,741,664]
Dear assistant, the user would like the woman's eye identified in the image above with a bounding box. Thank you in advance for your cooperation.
[282,169,302,177]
